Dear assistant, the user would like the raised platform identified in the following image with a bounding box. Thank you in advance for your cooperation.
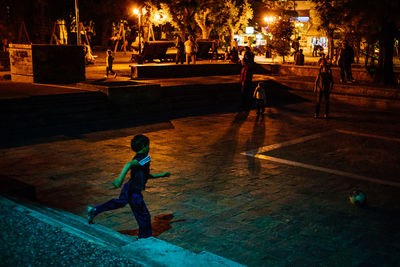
[130,63,242,79]
[129,62,272,79]
[77,80,161,105]
[267,64,400,83]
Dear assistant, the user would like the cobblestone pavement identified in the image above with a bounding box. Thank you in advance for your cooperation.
[1,98,400,266]
[0,200,141,267]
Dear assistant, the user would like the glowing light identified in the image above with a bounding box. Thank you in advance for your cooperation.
[155,13,161,21]
[133,8,139,15]
[264,16,275,23]
[296,16,310,22]
[245,27,254,34]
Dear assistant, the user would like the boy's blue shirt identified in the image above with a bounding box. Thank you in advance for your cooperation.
[129,152,151,192]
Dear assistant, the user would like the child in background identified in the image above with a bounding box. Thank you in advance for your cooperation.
[253,82,267,116]
[106,49,117,78]
[87,134,170,239]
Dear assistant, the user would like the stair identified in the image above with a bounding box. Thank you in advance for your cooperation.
[1,196,245,267]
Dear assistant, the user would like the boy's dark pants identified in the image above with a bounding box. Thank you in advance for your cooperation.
[315,88,330,117]
[176,51,184,64]
[255,99,265,114]
[93,183,152,238]
[340,63,353,82]
[240,82,253,109]
[106,66,115,76]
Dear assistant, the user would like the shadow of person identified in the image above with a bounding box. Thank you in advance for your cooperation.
[193,110,250,188]
[118,213,185,237]
[245,116,266,175]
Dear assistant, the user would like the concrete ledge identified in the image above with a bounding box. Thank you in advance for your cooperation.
[130,63,242,79]
[122,237,245,267]
[77,80,162,105]
[270,77,400,109]
[263,64,400,83]
[2,196,245,267]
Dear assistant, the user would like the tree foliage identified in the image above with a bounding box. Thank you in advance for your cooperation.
[222,0,254,42]
[312,0,344,59]
[269,18,294,63]
[313,0,400,84]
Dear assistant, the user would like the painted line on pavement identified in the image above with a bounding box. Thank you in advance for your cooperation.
[246,153,400,188]
[242,130,400,188]
[336,129,400,142]
[245,131,334,156]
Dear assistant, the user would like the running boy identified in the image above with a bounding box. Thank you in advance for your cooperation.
[106,49,117,78]
[87,134,170,238]
[253,82,267,116]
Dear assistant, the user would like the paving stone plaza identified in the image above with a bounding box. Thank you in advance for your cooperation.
[1,94,399,266]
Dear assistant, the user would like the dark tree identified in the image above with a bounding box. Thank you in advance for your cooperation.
[312,0,343,60]
[344,0,400,84]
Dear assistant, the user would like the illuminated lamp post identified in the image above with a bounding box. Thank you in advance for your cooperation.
[75,0,80,45]
[133,8,141,55]
[263,16,275,58]
[133,7,146,56]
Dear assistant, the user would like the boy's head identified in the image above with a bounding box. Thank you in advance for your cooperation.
[131,134,150,153]
[258,82,265,88]
[107,50,111,55]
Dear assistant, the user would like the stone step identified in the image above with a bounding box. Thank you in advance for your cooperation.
[2,196,245,267]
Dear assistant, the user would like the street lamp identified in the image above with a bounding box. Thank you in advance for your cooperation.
[75,0,80,45]
[133,7,146,55]
[263,16,275,23]
[133,8,142,55]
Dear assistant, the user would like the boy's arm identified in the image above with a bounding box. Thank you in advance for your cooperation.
[112,160,139,188]
[149,172,171,179]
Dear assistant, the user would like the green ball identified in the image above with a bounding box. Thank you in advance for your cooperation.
[349,190,366,206]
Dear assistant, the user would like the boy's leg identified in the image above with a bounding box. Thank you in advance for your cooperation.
[106,67,109,77]
[324,90,330,118]
[261,100,265,114]
[340,66,346,82]
[93,197,127,215]
[256,99,261,114]
[315,91,322,118]
[88,183,129,223]
[129,193,152,238]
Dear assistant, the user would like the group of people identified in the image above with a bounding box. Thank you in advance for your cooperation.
[175,35,199,64]
[241,38,356,120]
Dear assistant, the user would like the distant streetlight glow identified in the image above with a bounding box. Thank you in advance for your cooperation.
[133,7,145,57]
[264,16,275,23]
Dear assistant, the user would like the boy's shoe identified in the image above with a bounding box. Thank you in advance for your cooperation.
[87,206,96,224]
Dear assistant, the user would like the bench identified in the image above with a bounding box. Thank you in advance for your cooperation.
[131,41,175,63]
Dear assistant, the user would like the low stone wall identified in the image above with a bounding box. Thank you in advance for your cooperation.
[130,63,242,79]
[77,80,162,106]
[9,44,85,83]
[264,64,377,82]
[130,63,272,79]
